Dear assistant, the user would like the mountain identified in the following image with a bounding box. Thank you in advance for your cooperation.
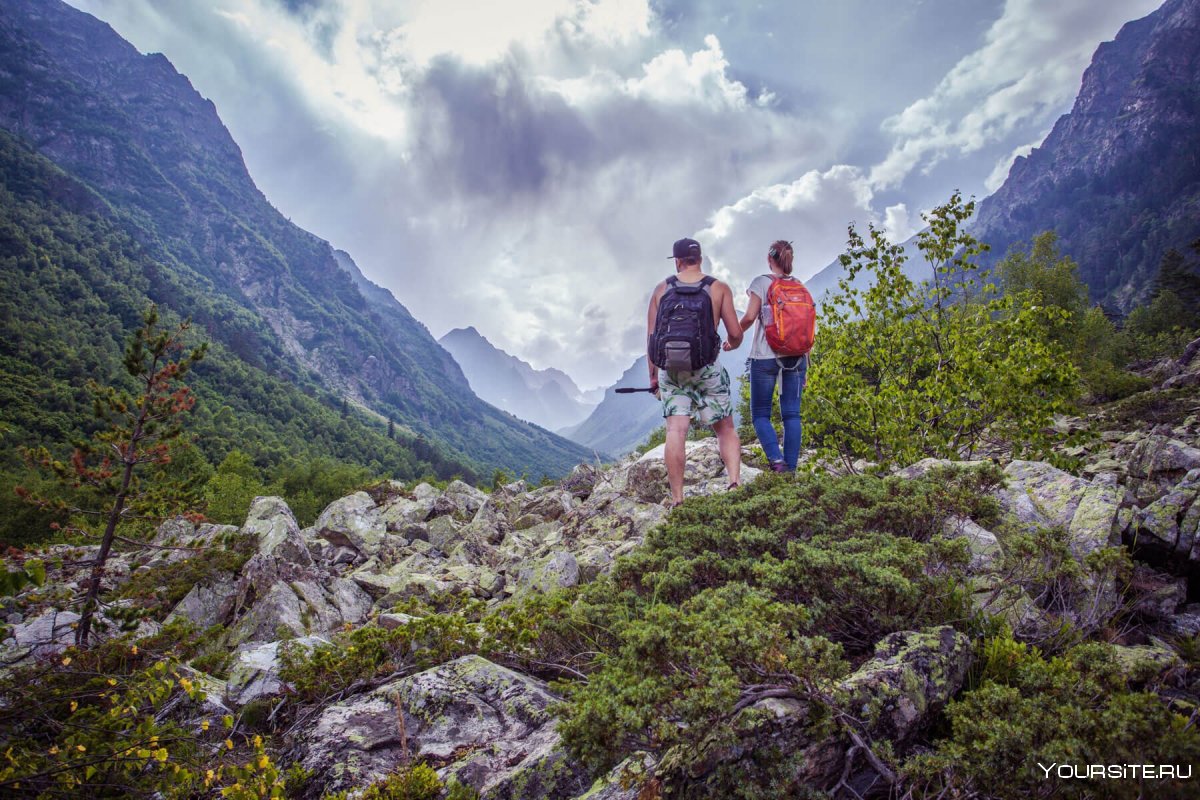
[804,0,1200,312]
[973,0,1200,311]
[0,0,592,480]
[437,327,596,432]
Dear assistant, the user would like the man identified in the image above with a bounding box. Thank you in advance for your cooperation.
[647,237,744,507]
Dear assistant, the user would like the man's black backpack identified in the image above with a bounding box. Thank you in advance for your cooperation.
[649,275,720,372]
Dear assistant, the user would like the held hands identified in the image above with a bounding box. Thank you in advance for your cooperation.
[722,341,736,351]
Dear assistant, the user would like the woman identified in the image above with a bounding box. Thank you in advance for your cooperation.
[729,240,810,472]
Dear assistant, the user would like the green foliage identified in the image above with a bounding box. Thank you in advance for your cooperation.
[345,763,444,800]
[203,450,268,526]
[0,556,45,596]
[807,194,1079,469]
[266,457,374,527]
[995,232,1151,402]
[1151,242,1200,319]
[905,633,1200,799]
[19,305,208,645]
[278,610,483,704]
[558,583,846,775]
[555,465,1000,787]
[0,638,210,797]
[1120,244,1200,361]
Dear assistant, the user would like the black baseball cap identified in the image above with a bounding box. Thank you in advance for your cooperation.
[670,238,702,260]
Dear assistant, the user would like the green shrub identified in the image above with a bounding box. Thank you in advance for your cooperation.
[904,633,1200,799]
[328,763,443,800]
[279,609,483,704]
[554,465,1001,788]
[0,639,211,796]
[807,195,1079,469]
[557,582,847,776]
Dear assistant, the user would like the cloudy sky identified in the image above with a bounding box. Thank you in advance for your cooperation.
[69,0,1161,388]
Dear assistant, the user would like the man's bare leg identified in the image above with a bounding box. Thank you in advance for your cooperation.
[665,415,691,505]
[712,415,741,487]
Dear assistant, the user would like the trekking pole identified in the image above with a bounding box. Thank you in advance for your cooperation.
[614,387,656,394]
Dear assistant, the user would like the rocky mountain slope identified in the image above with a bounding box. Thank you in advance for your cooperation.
[0,0,592,479]
[7,339,1196,797]
[972,0,1200,310]
[806,0,1199,312]
[438,327,597,433]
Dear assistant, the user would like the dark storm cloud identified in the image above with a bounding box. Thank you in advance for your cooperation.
[413,56,599,198]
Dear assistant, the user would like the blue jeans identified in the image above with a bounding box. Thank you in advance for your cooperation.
[748,356,807,470]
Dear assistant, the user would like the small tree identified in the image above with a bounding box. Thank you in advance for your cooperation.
[22,306,207,645]
[805,192,1079,469]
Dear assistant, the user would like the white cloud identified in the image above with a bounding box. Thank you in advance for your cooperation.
[624,35,765,110]
[884,203,916,243]
[697,165,881,289]
[869,0,1161,189]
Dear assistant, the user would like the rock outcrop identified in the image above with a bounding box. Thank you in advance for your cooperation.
[296,655,590,800]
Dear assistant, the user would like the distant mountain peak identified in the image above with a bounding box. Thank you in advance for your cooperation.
[438,329,596,432]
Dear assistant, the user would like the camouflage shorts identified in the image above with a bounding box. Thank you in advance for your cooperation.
[659,362,733,426]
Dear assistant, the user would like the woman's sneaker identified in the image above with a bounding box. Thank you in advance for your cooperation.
[770,461,789,473]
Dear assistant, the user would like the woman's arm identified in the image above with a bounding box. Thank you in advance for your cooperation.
[738,293,762,333]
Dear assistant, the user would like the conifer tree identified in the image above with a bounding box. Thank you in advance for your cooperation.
[21,306,207,645]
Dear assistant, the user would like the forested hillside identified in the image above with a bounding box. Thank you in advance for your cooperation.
[0,0,592,495]
[0,131,480,542]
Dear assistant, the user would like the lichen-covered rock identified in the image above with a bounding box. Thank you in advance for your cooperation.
[575,545,615,582]
[573,753,657,800]
[515,551,580,596]
[999,461,1130,556]
[166,572,238,628]
[295,655,588,800]
[1110,641,1183,684]
[443,480,488,518]
[380,496,434,529]
[1129,474,1200,568]
[0,609,80,661]
[1126,435,1200,483]
[560,494,666,545]
[427,515,462,551]
[839,626,971,744]
[242,496,312,567]
[559,463,600,499]
[149,518,238,566]
[225,636,329,707]
[941,516,1001,572]
[315,492,385,558]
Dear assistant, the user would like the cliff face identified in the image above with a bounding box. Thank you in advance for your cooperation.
[0,0,592,477]
[973,0,1200,310]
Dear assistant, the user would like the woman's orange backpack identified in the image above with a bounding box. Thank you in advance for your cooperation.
[764,277,815,356]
